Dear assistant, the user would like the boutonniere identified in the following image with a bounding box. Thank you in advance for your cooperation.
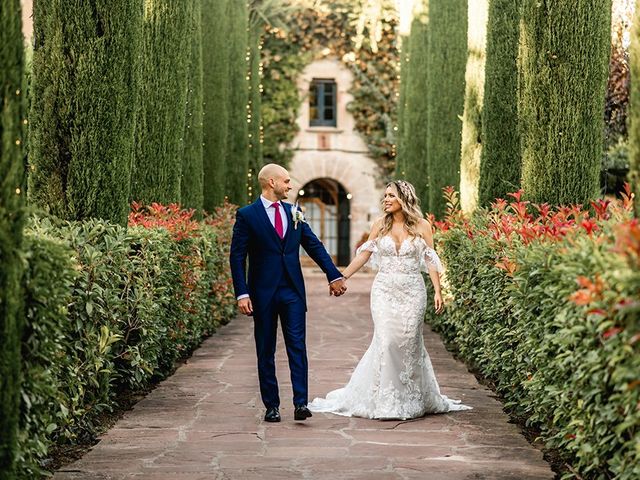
[291,202,306,229]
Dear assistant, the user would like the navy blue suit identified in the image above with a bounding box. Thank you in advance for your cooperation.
[229,198,342,408]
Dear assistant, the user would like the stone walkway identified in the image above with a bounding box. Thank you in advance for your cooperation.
[55,272,553,480]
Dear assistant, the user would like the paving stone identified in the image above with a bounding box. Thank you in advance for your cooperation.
[54,272,553,479]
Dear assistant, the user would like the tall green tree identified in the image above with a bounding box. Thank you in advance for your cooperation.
[132,0,193,205]
[519,0,612,205]
[478,0,522,206]
[426,0,468,217]
[181,0,205,211]
[459,0,488,213]
[202,0,230,210]
[400,15,430,210]
[225,0,250,206]
[394,34,411,179]
[29,0,143,225]
[0,1,25,477]
[629,1,640,216]
[247,22,264,203]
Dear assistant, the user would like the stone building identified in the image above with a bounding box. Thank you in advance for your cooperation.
[289,57,384,266]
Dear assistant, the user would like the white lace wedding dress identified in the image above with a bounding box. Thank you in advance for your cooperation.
[309,235,472,420]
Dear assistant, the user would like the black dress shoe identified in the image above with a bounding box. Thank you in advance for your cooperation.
[294,405,312,421]
[264,407,281,422]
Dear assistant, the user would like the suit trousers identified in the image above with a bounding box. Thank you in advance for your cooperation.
[253,276,308,408]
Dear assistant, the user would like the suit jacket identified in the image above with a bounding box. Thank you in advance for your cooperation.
[229,198,342,311]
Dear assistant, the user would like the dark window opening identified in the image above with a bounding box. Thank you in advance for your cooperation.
[309,79,337,127]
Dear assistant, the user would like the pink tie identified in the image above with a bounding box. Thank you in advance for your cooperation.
[272,202,284,239]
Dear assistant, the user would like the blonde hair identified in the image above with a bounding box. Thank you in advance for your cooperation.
[378,180,424,238]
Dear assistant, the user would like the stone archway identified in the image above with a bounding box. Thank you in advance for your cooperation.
[296,178,350,266]
[289,154,383,263]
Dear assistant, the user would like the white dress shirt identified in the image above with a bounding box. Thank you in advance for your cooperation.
[260,195,288,237]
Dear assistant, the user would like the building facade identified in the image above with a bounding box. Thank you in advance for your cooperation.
[289,57,384,266]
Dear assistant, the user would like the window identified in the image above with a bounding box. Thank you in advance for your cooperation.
[309,79,337,127]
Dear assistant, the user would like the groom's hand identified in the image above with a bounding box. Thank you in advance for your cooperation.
[329,278,347,297]
[238,297,253,316]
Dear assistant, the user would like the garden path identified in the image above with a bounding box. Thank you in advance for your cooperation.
[54,271,553,479]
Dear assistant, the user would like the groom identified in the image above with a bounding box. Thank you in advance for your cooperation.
[229,164,347,422]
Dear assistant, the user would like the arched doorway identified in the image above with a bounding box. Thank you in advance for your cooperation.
[297,178,350,266]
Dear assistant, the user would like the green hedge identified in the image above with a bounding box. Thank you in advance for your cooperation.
[399,17,430,209]
[459,0,488,213]
[629,4,640,215]
[478,0,522,207]
[426,0,467,218]
[1,0,26,477]
[181,0,205,212]
[247,22,264,204]
[224,0,249,206]
[29,0,142,226]
[519,0,612,206]
[17,204,236,477]
[202,0,230,210]
[394,33,410,179]
[132,0,193,205]
[426,191,639,479]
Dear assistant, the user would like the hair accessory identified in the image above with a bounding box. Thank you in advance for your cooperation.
[395,180,415,202]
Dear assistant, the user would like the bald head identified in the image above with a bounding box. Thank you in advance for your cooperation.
[258,163,289,188]
[258,163,292,201]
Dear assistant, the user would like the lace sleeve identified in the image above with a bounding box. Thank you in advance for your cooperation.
[356,239,380,270]
[421,245,444,273]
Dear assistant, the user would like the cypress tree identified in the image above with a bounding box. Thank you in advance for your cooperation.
[0,0,25,476]
[629,2,640,216]
[202,0,230,211]
[225,0,250,206]
[29,0,143,225]
[459,0,488,213]
[394,35,411,179]
[478,0,522,206]
[132,0,193,205]
[401,16,430,210]
[181,0,205,211]
[247,22,264,203]
[519,0,612,205]
[426,0,468,218]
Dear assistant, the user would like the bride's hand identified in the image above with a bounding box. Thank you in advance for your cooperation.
[434,292,444,314]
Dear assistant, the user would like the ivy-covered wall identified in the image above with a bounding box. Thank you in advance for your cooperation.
[260,4,399,175]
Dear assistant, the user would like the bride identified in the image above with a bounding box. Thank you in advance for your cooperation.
[309,180,472,420]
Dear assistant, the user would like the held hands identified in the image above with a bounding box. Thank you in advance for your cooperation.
[238,297,253,316]
[329,278,347,297]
